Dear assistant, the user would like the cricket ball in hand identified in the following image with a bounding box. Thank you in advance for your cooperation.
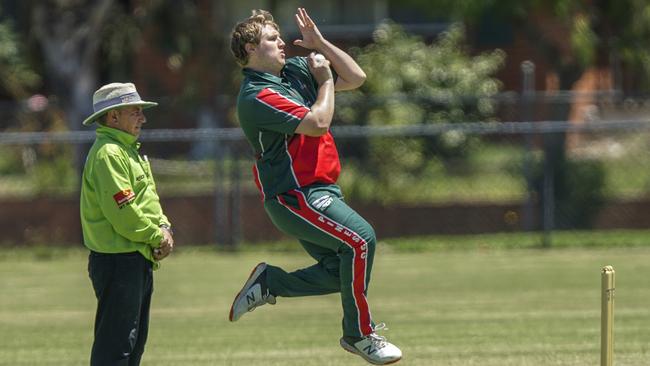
[314,53,326,63]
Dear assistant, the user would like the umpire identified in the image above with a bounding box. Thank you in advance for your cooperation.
[80,82,174,365]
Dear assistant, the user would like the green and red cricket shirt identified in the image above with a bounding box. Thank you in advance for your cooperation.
[80,125,170,267]
[237,58,377,338]
[236,56,340,200]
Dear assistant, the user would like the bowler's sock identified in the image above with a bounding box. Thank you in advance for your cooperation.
[343,336,364,345]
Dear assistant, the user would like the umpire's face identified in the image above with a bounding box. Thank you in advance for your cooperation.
[107,106,146,137]
[247,24,286,75]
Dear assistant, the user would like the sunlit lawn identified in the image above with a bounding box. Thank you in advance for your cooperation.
[1,242,649,365]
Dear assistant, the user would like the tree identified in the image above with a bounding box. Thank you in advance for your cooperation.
[391,0,633,228]
[124,0,233,129]
[28,0,116,132]
[21,0,231,134]
[0,11,39,99]
[17,0,233,164]
[336,22,504,203]
[395,0,650,91]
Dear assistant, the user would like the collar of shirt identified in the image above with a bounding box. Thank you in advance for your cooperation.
[242,67,292,85]
[243,66,307,103]
[96,125,141,150]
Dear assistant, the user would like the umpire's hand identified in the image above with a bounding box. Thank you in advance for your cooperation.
[154,227,174,261]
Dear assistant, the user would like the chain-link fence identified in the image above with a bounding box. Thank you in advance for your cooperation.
[1,91,650,247]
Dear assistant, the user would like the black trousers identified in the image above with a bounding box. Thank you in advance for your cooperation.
[88,251,153,366]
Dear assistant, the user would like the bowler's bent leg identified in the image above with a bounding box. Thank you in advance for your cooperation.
[265,188,376,338]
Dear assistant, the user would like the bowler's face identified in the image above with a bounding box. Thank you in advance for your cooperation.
[113,106,146,137]
[252,24,286,72]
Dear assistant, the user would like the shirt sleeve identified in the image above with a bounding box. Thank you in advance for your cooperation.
[246,87,310,135]
[93,153,164,247]
[159,213,171,227]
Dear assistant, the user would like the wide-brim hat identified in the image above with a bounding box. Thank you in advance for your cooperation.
[82,82,158,126]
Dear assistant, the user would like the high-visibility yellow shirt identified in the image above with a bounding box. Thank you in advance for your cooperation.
[80,125,170,268]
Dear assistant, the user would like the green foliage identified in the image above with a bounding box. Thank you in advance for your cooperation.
[337,22,504,202]
[570,14,597,66]
[1,142,78,196]
[532,157,606,229]
[338,141,526,204]
[0,16,39,98]
[16,107,78,195]
[394,0,650,89]
[31,154,77,194]
[0,146,23,175]
[115,2,228,106]
[611,2,650,89]
[342,22,504,126]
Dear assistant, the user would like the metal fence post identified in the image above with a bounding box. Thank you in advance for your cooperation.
[521,60,535,232]
[230,149,242,247]
[542,155,555,247]
[214,144,230,246]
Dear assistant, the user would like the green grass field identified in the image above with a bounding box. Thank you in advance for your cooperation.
[1,243,649,365]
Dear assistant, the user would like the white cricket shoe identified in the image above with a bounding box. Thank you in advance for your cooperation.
[229,262,276,322]
[340,325,402,365]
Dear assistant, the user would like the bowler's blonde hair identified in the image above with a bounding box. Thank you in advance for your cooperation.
[230,9,279,66]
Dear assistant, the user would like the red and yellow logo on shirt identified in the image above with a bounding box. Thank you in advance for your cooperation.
[113,189,135,207]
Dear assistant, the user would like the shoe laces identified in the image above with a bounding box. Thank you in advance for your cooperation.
[374,322,389,332]
[367,322,389,349]
[368,333,387,349]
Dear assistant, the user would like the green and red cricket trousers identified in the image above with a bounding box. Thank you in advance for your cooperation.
[263,184,376,338]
